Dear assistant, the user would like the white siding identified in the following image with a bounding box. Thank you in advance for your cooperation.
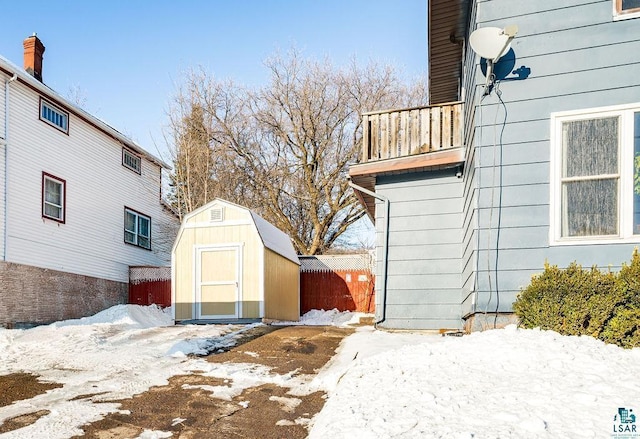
[0,71,6,139]
[0,71,8,260]
[5,79,176,282]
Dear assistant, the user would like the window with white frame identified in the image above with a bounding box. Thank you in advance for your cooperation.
[124,208,151,249]
[551,104,640,243]
[614,0,640,19]
[40,99,69,134]
[122,149,142,174]
[42,172,65,223]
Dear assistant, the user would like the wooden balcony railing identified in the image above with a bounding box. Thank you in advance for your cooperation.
[361,102,463,163]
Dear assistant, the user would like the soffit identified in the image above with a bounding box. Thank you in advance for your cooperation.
[428,0,470,105]
[349,148,465,220]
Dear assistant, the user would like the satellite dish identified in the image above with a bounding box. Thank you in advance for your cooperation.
[480,48,516,80]
[469,26,517,61]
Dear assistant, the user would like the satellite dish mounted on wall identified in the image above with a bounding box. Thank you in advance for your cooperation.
[469,25,518,93]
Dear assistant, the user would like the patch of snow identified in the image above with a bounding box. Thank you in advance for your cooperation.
[0,305,247,438]
[166,323,263,357]
[52,304,172,329]
[171,417,186,426]
[276,419,295,426]
[136,430,172,439]
[243,351,260,358]
[275,309,371,327]
[269,395,302,413]
[3,303,639,439]
[182,384,240,401]
[309,325,640,438]
[238,400,250,408]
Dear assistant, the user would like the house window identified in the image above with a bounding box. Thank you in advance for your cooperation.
[40,99,69,134]
[124,208,151,249]
[123,149,142,174]
[614,0,640,19]
[551,104,640,244]
[42,173,65,223]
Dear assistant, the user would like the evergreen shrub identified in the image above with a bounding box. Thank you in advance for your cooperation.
[514,249,640,348]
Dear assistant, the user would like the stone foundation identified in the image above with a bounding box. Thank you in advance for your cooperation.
[463,312,520,332]
[0,261,128,328]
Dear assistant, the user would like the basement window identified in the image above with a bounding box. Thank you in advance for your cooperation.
[40,98,69,134]
[614,0,640,19]
[123,149,142,174]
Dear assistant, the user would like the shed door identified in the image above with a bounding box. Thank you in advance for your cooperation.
[196,245,242,319]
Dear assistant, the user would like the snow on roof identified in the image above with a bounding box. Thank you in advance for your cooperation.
[0,54,169,169]
[181,198,299,264]
[249,211,299,265]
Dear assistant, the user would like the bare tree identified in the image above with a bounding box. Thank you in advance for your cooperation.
[167,101,213,218]
[166,50,426,254]
[66,84,88,109]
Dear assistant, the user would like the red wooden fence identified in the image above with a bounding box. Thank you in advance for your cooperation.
[299,254,375,314]
[129,266,171,307]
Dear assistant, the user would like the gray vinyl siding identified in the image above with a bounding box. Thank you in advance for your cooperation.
[468,0,640,314]
[460,0,479,317]
[375,170,463,330]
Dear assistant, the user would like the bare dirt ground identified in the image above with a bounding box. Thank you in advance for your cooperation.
[0,325,352,438]
[0,373,62,434]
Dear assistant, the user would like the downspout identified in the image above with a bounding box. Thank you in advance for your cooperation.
[3,72,17,261]
[348,180,390,326]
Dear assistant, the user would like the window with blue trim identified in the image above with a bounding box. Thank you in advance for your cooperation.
[123,149,142,174]
[40,99,69,133]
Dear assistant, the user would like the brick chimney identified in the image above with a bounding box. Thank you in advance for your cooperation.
[23,34,45,82]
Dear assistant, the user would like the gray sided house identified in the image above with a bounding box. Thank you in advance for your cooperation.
[349,0,640,330]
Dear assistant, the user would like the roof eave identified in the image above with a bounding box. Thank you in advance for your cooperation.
[349,147,465,219]
[0,55,170,170]
[428,0,470,105]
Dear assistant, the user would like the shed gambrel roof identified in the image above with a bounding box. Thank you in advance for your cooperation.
[249,211,300,265]
[0,54,169,169]
[178,199,300,265]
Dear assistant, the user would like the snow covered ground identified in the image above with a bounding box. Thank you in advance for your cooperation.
[1,305,639,438]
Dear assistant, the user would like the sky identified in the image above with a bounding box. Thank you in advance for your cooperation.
[1,305,639,438]
[0,1,428,163]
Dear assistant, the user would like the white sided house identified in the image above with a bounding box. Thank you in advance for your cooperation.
[0,35,178,327]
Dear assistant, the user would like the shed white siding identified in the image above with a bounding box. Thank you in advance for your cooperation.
[172,199,299,321]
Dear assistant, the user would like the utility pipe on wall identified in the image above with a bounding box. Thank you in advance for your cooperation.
[4,72,17,261]
[348,180,390,326]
